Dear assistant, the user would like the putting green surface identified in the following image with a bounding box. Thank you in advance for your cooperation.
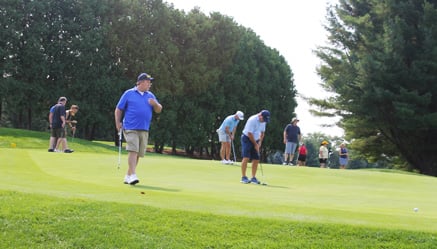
[1,147,436,233]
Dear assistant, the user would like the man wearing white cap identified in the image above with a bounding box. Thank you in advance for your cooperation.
[216,111,244,164]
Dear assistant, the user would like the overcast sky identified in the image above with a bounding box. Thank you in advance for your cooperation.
[166,0,343,137]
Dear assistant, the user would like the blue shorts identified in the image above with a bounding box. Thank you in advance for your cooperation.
[241,135,260,160]
[284,142,297,154]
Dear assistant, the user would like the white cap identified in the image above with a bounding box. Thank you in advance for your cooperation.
[236,111,244,120]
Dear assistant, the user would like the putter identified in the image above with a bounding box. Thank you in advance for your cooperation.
[231,139,237,165]
[71,129,75,143]
[258,151,268,186]
[117,130,122,169]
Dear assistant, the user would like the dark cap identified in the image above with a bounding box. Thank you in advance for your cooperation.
[137,72,154,82]
[261,110,270,123]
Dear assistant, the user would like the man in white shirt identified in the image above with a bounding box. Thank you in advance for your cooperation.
[240,110,270,184]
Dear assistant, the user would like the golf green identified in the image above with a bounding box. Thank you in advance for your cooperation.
[1,147,436,233]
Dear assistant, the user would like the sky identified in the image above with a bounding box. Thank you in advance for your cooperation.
[165,0,343,137]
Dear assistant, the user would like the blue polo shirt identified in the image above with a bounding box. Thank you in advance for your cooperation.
[217,115,239,133]
[116,87,159,131]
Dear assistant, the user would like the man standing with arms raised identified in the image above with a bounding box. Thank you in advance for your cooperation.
[240,110,270,184]
[115,72,163,185]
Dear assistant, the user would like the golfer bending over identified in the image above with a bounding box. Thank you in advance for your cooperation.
[216,110,244,164]
[114,72,162,185]
[240,110,270,184]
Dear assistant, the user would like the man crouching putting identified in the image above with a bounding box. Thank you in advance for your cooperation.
[114,72,162,185]
[240,110,270,184]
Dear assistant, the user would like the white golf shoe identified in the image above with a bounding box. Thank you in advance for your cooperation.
[128,174,139,185]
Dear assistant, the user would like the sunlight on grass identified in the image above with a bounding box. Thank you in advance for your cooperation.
[1,128,437,248]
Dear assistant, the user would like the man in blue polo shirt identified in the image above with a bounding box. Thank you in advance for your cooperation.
[240,110,270,184]
[114,72,163,185]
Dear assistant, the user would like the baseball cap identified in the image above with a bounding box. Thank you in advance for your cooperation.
[291,117,299,123]
[58,97,67,102]
[137,72,154,82]
[261,110,270,123]
[236,111,244,120]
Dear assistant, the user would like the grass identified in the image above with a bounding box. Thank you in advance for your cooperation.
[1,127,437,248]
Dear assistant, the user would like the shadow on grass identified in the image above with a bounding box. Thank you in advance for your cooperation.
[263,184,289,189]
[131,184,180,192]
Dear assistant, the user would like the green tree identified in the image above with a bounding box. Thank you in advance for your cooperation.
[221,29,297,157]
[1,0,298,159]
[314,0,437,176]
[0,0,125,139]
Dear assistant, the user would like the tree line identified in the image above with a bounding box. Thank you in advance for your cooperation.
[0,0,297,158]
[3,0,436,176]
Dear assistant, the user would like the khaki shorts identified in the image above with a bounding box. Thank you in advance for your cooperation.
[123,130,149,157]
[51,127,66,138]
[217,130,231,142]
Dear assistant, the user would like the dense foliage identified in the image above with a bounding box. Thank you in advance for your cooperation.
[314,0,437,176]
[0,0,296,157]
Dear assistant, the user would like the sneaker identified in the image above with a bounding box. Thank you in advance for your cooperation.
[288,163,295,166]
[227,160,234,165]
[48,149,54,152]
[221,159,228,164]
[240,176,250,184]
[282,162,287,165]
[64,149,74,153]
[129,174,139,185]
[250,177,261,184]
[123,175,129,184]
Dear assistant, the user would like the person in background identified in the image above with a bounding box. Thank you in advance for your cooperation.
[50,97,74,153]
[66,105,79,138]
[297,142,307,166]
[240,110,270,184]
[319,140,329,168]
[216,111,244,165]
[339,143,348,169]
[48,101,57,152]
[282,117,301,165]
[115,72,162,185]
[55,105,79,152]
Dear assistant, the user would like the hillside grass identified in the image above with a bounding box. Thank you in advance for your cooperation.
[1,128,436,248]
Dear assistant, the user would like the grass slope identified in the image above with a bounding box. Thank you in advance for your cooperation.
[1,128,437,248]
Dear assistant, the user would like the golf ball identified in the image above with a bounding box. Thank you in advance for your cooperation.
[414,208,419,212]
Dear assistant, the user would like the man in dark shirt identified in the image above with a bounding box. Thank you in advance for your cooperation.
[283,117,301,165]
[49,97,73,153]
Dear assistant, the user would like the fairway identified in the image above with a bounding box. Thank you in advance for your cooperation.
[1,146,436,233]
